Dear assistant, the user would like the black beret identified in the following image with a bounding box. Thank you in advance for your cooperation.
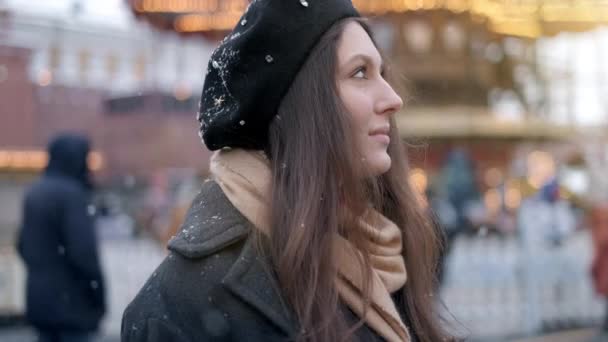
[197,0,360,151]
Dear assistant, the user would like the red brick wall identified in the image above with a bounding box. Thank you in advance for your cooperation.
[0,52,211,180]
[0,45,35,148]
[32,85,105,148]
[101,113,211,179]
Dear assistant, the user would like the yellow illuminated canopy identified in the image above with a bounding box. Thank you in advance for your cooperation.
[130,0,608,37]
[0,150,104,172]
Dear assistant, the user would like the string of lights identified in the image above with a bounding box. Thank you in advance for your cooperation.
[130,0,608,37]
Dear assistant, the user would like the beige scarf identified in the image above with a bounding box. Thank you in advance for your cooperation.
[210,149,410,342]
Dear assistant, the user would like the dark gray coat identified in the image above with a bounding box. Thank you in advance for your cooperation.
[122,180,408,341]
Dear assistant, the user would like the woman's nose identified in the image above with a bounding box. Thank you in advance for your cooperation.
[375,81,403,116]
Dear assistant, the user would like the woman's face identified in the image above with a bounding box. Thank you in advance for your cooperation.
[336,22,403,176]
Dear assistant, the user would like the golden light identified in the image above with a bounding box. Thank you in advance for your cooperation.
[38,69,52,87]
[504,180,521,210]
[28,152,48,169]
[409,168,428,193]
[133,0,608,37]
[484,167,503,188]
[174,13,240,32]
[87,152,104,171]
[484,188,501,215]
[137,0,226,12]
[0,151,48,171]
[445,0,468,13]
[174,82,192,101]
[409,168,428,208]
[526,150,555,189]
[0,150,103,172]
[0,151,10,168]
[12,153,30,169]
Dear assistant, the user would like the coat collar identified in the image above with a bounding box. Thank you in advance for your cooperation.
[168,180,296,335]
[221,237,296,335]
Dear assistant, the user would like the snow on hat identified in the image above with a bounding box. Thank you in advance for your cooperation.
[197,0,360,151]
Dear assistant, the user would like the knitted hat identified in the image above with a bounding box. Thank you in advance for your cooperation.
[197,0,360,151]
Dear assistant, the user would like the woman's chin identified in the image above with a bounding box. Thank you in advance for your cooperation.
[367,153,392,176]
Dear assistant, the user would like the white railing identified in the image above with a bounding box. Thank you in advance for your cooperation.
[441,230,605,339]
[2,229,604,340]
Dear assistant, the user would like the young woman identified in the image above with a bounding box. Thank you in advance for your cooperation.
[122,0,451,341]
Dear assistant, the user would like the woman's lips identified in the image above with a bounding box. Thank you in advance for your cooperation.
[370,133,390,144]
[370,126,390,144]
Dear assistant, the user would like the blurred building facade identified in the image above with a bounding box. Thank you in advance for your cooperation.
[0,0,604,237]
[124,0,599,222]
[0,5,215,179]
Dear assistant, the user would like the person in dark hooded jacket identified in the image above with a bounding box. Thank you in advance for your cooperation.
[17,133,105,342]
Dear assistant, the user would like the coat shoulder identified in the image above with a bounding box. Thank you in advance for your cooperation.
[26,175,84,203]
[167,180,251,259]
[122,180,255,341]
[122,180,296,342]
[122,234,247,342]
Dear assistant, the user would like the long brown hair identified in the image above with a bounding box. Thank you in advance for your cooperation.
[263,17,451,342]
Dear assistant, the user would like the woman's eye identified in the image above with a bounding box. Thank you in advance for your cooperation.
[353,67,366,79]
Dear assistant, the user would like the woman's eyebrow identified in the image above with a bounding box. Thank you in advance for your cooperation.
[344,53,385,71]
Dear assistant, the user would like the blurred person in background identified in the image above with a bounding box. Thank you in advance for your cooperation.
[17,133,106,342]
[518,177,575,335]
[518,178,575,249]
[430,149,484,286]
[122,0,453,341]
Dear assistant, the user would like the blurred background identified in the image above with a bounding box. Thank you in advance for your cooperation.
[1,0,608,341]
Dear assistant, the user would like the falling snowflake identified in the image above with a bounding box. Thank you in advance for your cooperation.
[300,0,309,7]
[239,120,246,126]
[265,55,274,63]
[213,96,225,107]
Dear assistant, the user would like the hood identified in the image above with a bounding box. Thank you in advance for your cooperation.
[45,133,92,189]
